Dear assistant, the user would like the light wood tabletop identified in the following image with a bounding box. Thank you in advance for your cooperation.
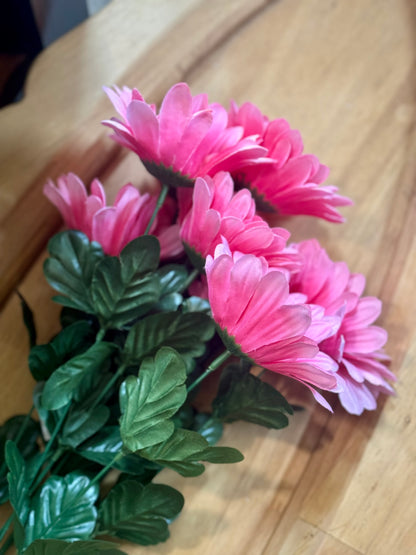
[0,0,415,553]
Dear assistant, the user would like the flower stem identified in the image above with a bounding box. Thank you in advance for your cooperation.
[29,405,70,495]
[92,364,126,408]
[187,350,231,393]
[95,328,105,343]
[0,515,13,543]
[29,447,65,494]
[90,452,123,487]
[181,268,199,292]
[145,183,169,235]
[0,533,13,555]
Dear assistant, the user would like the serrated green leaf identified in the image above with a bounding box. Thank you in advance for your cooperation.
[156,265,189,295]
[91,236,161,329]
[42,342,116,410]
[24,539,127,555]
[5,441,30,525]
[139,428,243,477]
[44,231,104,312]
[120,347,187,452]
[78,427,160,477]
[213,364,293,429]
[25,472,99,547]
[60,405,110,449]
[17,291,37,348]
[123,312,215,372]
[98,480,184,545]
[29,321,94,381]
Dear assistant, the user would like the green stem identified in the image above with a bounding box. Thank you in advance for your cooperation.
[90,453,123,487]
[0,533,13,555]
[187,350,231,393]
[28,405,70,495]
[145,183,169,235]
[92,364,126,408]
[51,450,71,476]
[95,328,105,343]
[0,515,13,543]
[181,268,199,292]
[29,447,65,495]
[0,405,35,479]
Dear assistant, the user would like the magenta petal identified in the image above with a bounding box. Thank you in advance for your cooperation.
[344,297,382,330]
[174,110,213,172]
[344,326,387,353]
[126,101,159,157]
[158,83,192,165]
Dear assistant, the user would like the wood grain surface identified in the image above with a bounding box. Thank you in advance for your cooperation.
[1,0,415,553]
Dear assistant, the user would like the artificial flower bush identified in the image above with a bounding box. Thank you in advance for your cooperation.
[0,83,393,554]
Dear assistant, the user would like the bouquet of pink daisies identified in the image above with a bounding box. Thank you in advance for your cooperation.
[0,83,394,554]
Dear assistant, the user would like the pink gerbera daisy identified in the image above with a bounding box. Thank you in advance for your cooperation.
[205,243,339,409]
[290,239,395,414]
[103,83,267,187]
[229,101,352,222]
[44,172,182,258]
[180,172,299,272]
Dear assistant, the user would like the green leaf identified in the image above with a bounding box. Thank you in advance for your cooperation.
[181,296,211,313]
[0,415,40,461]
[98,481,184,545]
[140,428,243,477]
[120,347,187,452]
[24,539,126,554]
[78,427,160,477]
[213,364,293,429]
[17,291,37,348]
[91,236,161,329]
[157,265,189,295]
[123,312,215,372]
[193,414,223,446]
[60,405,110,449]
[44,231,104,312]
[5,440,30,525]
[29,321,94,381]
[42,342,116,410]
[25,472,99,547]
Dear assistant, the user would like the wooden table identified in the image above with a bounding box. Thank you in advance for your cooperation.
[1,0,415,553]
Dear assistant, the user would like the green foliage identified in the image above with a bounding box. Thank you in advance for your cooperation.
[123,312,215,372]
[213,364,293,429]
[44,231,104,313]
[17,291,37,348]
[24,539,126,555]
[5,441,30,525]
[0,415,40,504]
[60,405,110,449]
[29,321,94,381]
[120,347,187,452]
[181,296,211,314]
[78,427,160,479]
[193,414,223,446]
[42,342,116,410]
[24,472,99,547]
[98,481,184,545]
[0,415,40,461]
[91,236,161,329]
[140,428,243,477]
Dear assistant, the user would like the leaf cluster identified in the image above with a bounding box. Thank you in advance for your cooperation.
[0,230,295,553]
